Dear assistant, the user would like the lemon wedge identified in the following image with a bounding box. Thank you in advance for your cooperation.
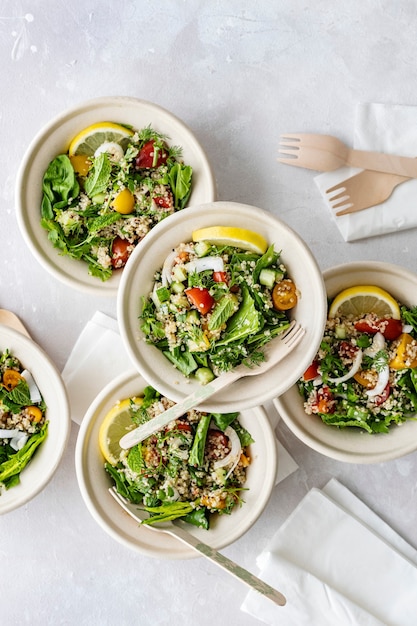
[328,285,401,319]
[68,122,134,157]
[192,226,268,254]
[98,396,143,464]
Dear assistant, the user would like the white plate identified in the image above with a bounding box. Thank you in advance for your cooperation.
[16,96,216,297]
[0,325,70,513]
[117,201,327,412]
[75,370,278,559]
[275,261,417,464]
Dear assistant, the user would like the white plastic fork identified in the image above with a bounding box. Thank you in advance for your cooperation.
[108,487,286,607]
[119,321,305,449]
[278,133,417,177]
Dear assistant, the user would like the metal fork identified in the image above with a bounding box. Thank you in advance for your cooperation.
[278,133,417,178]
[120,321,305,449]
[325,169,410,216]
[109,487,286,607]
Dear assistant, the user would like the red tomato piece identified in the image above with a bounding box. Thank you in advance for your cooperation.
[311,385,335,414]
[111,237,132,269]
[212,271,228,284]
[135,140,168,169]
[185,287,214,315]
[154,193,173,209]
[303,360,320,381]
[354,318,402,341]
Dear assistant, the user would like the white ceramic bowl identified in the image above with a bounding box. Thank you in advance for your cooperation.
[16,96,216,297]
[117,201,327,412]
[75,370,277,559]
[0,325,70,514]
[274,261,417,464]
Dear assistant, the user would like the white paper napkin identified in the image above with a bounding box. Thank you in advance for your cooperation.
[62,311,132,425]
[62,312,299,484]
[241,478,417,625]
[315,103,417,241]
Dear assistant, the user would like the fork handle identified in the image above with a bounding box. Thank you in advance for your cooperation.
[347,149,417,178]
[168,524,286,606]
[119,369,240,449]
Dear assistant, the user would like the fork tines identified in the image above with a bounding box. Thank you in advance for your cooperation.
[277,134,301,163]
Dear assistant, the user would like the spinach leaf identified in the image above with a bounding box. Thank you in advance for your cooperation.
[163,348,198,376]
[183,507,209,529]
[189,413,211,467]
[253,244,278,284]
[84,152,111,197]
[208,294,238,331]
[0,422,48,487]
[217,284,261,346]
[168,163,193,209]
[211,412,239,431]
[41,155,79,218]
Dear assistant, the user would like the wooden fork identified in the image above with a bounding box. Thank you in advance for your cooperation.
[326,169,410,215]
[278,133,417,178]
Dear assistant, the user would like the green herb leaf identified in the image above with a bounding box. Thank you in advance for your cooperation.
[84,153,111,197]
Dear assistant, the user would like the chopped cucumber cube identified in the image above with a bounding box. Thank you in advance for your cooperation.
[156,286,170,303]
[335,324,346,339]
[194,241,211,257]
[259,268,277,288]
[171,281,185,294]
[172,265,188,282]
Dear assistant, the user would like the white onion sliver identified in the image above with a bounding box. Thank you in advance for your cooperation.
[185,256,224,274]
[161,249,179,286]
[0,428,19,438]
[21,369,42,404]
[213,426,242,471]
[10,433,28,451]
[327,349,363,385]
[403,324,413,334]
[366,364,390,398]
[364,332,386,357]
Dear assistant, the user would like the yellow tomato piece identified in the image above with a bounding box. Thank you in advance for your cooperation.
[390,333,417,370]
[27,406,43,423]
[272,279,298,311]
[2,369,23,391]
[111,188,135,215]
[353,370,375,388]
[69,154,91,176]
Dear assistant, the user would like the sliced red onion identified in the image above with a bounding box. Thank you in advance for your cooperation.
[21,369,42,404]
[366,364,390,398]
[327,349,363,384]
[364,332,386,357]
[213,426,242,478]
[185,256,224,274]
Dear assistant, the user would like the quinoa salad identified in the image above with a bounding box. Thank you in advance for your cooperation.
[140,236,298,384]
[299,302,417,433]
[0,349,48,490]
[105,386,253,529]
[40,126,193,281]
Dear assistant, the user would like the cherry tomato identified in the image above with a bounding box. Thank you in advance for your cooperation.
[2,369,23,391]
[135,140,168,169]
[111,188,135,215]
[185,287,214,315]
[272,279,298,311]
[390,333,417,369]
[111,237,132,269]
[154,192,173,209]
[27,406,43,423]
[303,360,320,381]
[213,271,228,284]
[354,318,402,341]
[311,385,335,414]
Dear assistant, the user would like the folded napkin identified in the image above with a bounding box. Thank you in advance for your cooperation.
[62,312,299,483]
[241,478,417,625]
[62,311,132,425]
[315,103,417,241]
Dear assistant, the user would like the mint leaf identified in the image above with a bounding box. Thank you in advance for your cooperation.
[84,153,111,197]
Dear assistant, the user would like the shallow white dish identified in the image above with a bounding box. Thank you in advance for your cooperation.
[0,325,70,514]
[75,369,278,559]
[274,261,417,464]
[16,96,216,297]
[117,201,327,412]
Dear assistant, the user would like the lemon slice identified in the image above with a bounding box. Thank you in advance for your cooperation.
[98,396,143,464]
[68,122,134,157]
[192,226,268,254]
[328,285,401,319]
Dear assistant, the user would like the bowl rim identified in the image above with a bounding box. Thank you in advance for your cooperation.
[75,369,278,558]
[15,96,217,297]
[0,325,71,513]
[117,200,327,412]
[274,260,417,464]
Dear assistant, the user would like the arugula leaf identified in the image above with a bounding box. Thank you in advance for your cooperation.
[84,153,111,197]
